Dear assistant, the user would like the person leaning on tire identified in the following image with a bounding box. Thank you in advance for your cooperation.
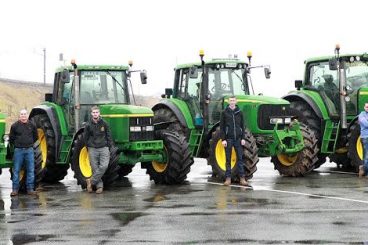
[84,105,113,194]
[9,109,38,196]
[358,102,368,177]
[220,96,248,186]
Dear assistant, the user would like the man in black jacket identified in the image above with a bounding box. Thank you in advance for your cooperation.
[84,106,113,194]
[9,109,38,196]
[220,96,247,186]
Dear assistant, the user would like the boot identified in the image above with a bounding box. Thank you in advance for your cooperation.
[224,178,231,186]
[86,178,93,193]
[239,177,248,186]
[10,191,18,197]
[359,165,365,178]
[96,187,103,194]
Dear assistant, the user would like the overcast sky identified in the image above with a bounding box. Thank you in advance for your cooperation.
[0,0,367,97]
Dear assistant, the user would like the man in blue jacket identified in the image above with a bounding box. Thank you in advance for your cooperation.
[220,96,247,186]
[359,103,368,177]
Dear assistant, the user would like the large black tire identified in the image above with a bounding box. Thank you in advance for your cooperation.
[118,165,134,178]
[290,100,327,168]
[347,122,362,172]
[271,124,318,176]
[70,133,120,189]
[10,140,44,192]
[144,130,193,184]
[153,108,186,138]
[32,114,69,183]
[207,127,258,181]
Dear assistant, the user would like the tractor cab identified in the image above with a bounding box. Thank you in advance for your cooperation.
[302,55,368,118]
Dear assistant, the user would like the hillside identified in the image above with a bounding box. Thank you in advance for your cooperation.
[0,78,160,131]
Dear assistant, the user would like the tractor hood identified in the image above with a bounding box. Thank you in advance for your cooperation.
[99,104,154,118]
[227,95,290,106]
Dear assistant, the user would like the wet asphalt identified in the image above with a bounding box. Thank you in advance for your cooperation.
[1,158,368,244]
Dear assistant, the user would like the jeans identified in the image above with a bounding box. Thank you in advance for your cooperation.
[88,147,110,188]
[362,138,368,175]
[12,147,34,191]
[225,139,245,178]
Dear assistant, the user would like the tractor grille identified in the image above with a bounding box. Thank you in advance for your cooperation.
[257,104,293,130]
[129,117,155,141]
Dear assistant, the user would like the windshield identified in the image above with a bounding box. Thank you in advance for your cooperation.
[208,67,248,100]
[307,60,368,115]
[80,70,128,104]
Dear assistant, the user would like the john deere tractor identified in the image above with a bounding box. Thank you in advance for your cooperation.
[152,51,318,180]
[0,113,43,191]
[284,45,368,171]
[29,61,192,188]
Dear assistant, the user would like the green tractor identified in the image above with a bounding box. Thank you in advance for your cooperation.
[284,45,368,171]
[152,51,318,180]
[0,113,43,191]
[29,61,192,188]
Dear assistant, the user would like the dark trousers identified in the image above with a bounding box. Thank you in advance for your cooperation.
[225,139,245,178]
[12,147,34,191]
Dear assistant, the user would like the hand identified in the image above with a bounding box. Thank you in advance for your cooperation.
[241,139,246,146]
[222,140,227,147]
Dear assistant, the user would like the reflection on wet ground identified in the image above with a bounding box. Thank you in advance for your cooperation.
[0,159,368,243]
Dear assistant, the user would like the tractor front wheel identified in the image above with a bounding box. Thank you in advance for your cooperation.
[347,122,362,172]
[70,133,120,189]
[144,130,193,184]
[271,124,318,176]
[207,127,258,181]
[32,114,69,182]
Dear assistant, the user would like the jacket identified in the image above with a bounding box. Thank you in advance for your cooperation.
[84,117,113,148]
[9,121,38,148]
[219,105,246,141]
[359,111,368,139]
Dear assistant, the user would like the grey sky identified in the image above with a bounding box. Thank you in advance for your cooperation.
[0,0,367,97]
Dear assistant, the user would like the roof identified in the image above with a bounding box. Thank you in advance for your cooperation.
[305,53,368,64]
[175,58,248,69]
[55,64,130,72]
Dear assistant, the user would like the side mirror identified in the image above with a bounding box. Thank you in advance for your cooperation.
[163,88,173,98]
[345,85,354,95]
[45,93,53,102]
[329,58,338,70]
[189,67,199,79]
[60,69,70,83]
[295,80,303,90]
[140,70,147,84]
[264,67,271,79]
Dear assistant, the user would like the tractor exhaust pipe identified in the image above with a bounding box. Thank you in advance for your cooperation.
[71,60,80,131]
[334,45,347,129]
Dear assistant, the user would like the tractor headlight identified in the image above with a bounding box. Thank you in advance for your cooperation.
[130,126,142,132]
[145,126,154,131]
[270,117,292,125]
[270,118,283,124]
[284,118,292,124]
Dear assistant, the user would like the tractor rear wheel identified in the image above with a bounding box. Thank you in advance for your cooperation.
[70,133,120,189]
[10,140,44,192]
[207,127,258,181]
[290,100,326,168]
[32,114,69,183]
[347,121,362,172]
[271,124,318,176]
[118,165,134,178]
[144,130,193,184]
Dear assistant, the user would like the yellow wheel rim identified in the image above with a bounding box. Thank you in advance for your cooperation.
[357,136,363,160]
[37,129,47,169]
[79,146,92,177]
[277,154,298,167]
[152,146,168,173]
[215,140,236,171]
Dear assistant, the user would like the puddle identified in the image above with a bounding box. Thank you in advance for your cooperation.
[11,234,56,244]
[111,212,148,226]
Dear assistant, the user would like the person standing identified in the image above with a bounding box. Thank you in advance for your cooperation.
[358,103,368,177]
[9,109,38,196]
[220,96,248,186]
[84,106,112,194]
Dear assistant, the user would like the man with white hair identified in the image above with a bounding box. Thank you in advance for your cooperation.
[9,109,38,196]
